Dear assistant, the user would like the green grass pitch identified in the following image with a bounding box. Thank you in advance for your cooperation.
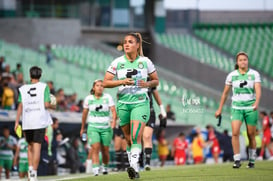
[40,161,273,181]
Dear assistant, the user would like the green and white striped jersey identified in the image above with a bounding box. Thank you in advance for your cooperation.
[0,135,17,160]
[18,138,28,163]
[107,55,156,104]
[83,93,115,130]
[225,68,261,110]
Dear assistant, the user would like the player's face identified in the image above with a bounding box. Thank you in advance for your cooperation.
[3,129,10,138]
[93,81,104,95]
[123,35,139,55]
[237,55,248,70]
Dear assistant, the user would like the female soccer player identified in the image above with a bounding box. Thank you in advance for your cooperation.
[103,32,159,179]
[172,132,188,165]
[215,52,261,168]
[80,80,117,176]
[13,134,28,179]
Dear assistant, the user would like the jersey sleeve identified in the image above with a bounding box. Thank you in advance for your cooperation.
[107,60,118,75]
[83,96,89,109]
[146,58,156,74]
[254,71,261,83]
[108,94,115,107]
[44,85,51,103]
[225,72,232,85]
[18,92,22,103]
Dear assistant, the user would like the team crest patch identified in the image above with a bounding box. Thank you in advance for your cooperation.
[138,62,144,69]
[120,64,125,69]
[248,75,252,80]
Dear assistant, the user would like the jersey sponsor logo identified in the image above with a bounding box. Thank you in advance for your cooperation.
[27,87,37,97]
[126,69,138,78]
[95,105,103,111]
[239,80,247,88]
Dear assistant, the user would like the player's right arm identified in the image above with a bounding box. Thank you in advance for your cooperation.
[215,85,231,118]
[44,85,56,109]
[80,108,88,137]
[171,140,176,157]
[103,72,134,88]
[80,96,90,137]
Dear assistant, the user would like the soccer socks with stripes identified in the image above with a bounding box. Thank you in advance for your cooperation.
[92,164,99,176]
[233,154,241,161]
[123,151,130,169]
[248,148,256,163]
[144,147,152,165]
[130,144,141,172]
[115,150,122,170]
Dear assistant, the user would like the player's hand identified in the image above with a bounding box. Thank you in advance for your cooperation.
[137,80,149,88]
[215,109,221,118]
[122,78,134,86]
[80,128,84,137]
[111,120,116,129]
[160,105,167,118]
[14,122,19,133]
[252,102,259,110]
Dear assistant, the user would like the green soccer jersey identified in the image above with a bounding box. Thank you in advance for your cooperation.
[225,68,261,110]
[83,93,115,130]
[107,55,156,104]
[18,138,28,163]
[0,135,17,160]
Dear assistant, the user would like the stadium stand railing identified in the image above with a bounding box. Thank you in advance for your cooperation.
[155,32,273,91]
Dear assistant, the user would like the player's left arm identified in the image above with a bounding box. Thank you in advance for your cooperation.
[110,106,117,129]
[253,83,261,111]
[44,86,56,109]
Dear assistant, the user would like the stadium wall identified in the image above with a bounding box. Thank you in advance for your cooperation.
[0,18,81,48]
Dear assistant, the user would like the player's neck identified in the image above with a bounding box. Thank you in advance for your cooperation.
[238,68,248,75]
[94,93,102,98]
[31,79,39,84]
[125,53,138,62]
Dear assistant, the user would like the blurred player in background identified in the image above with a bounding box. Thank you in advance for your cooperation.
[206,125,220,163]
[257,111,273,160]
[0,126,17,180]
[15,66,54,181]
[191,128,205,164]
[103,32,159,179]
[157,129,169,167]
[140,82,167,170]
[215,52,261,169]
[172,132,188,166]
[80,80,117,176]
[13,133,28,179]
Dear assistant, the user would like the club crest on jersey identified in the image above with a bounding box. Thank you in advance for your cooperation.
[248,75,252,80]
[138,62,144,69]
[120,64,125,69]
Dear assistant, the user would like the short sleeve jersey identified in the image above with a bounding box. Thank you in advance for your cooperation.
[83,93,115,130]
[225,68,261,110]
[0,135,17,160]
[173,138,188,156]
[107,55,156,104]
